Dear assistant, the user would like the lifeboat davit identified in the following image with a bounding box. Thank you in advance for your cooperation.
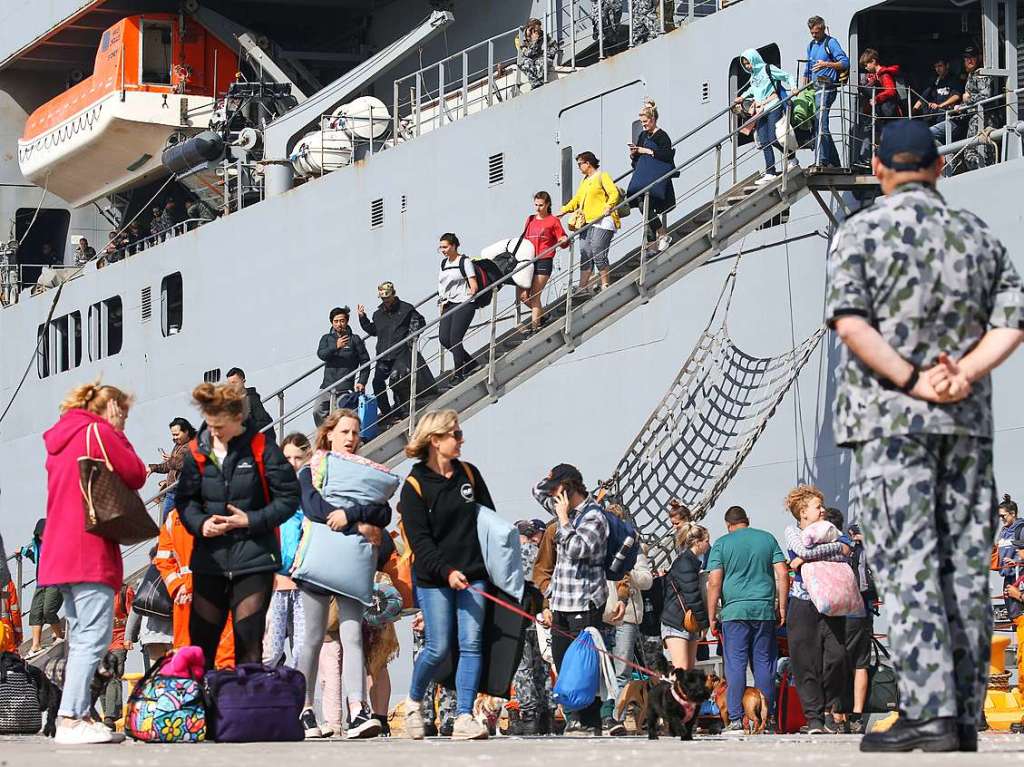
[18,14,238,208]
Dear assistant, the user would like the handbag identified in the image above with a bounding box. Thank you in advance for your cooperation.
[134,564,173,620]
[382,525,414,609]
[290,518,377,605]
[0,652,41,735]
[79,422,158,545]
[125,655,206,743]
[204,663,305,742]
[568,208,586,232]
[668,577,701,634]
[866,639,899,714]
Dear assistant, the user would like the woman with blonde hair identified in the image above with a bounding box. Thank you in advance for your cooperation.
[661,524,711,670]
[400,410,495,741]
[627,99,675,252]
[292,408,392,739]
[41,381,147,744]
[177,382,300,668]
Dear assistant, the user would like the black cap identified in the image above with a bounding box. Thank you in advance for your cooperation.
[537,463,584,494]
[963,45,980,58]
[877,121,939,171]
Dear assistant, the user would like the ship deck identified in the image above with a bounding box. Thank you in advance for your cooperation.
[2,733,1023,764]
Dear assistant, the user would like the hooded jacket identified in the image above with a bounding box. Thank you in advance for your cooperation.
[865,64,901,106]
[318,328,371,390]
[661,548,709,631]
[177,421,300,577]
[244,387,273,433]
[40,408,147,591]
[358,299,425,363]
[737,48,796,106]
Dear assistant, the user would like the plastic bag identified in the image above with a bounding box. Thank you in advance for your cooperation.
[551,631,599,711]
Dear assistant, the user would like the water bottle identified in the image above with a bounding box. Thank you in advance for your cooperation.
[610,534,635,577]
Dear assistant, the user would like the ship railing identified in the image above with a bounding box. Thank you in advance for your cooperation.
[391,0,733,141]
[255,85,821,449]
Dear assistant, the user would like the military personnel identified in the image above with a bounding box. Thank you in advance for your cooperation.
[508,519,551,735]
[516,18,556,91]
[590,0,623,46]
[629,0,661,46]
[827,120,1024,752]
[957,46,996,171]
[411,613,457,736]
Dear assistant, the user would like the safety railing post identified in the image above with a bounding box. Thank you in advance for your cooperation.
[870,88,877,159]
[438,62,446,126]
[414,75,422,136]
[488,40,495,106]
[407,334,419,438]
[711,143,722,240]
[543,0,550,85]
[393,79,400,139]
[628,1,634,48]
[598,0,605,60]
[815,85,826,166]
[277,393,285,442]
[570,0,577,69]
[462,51,470,117]
[487,290,499,396]
[639,193,650,295]
[564,240,577,346]
[15,553,23,615]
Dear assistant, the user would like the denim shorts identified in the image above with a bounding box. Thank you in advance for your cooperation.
[661,622,698,642]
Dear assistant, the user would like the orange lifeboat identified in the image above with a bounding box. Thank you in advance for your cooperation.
[18,14,238,208]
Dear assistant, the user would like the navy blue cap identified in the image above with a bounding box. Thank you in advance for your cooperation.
[877,120,939,171]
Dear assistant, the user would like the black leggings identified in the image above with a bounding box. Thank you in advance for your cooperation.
[438,301,476,371]
[190,571,274,668]
[786,596,851,725]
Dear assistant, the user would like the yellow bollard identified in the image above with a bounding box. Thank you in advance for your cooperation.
[117,672,144,732]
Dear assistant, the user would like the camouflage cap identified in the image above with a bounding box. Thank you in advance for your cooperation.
[377,281,396,298]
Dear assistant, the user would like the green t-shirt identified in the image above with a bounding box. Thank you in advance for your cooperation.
[706,527,785,622]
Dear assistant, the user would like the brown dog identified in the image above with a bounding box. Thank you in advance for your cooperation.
[706,673,769,734]
[615,679,650,732]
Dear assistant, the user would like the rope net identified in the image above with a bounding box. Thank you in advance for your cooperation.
[605,271,825,569]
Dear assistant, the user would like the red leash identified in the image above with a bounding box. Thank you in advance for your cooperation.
[466,585,665,681]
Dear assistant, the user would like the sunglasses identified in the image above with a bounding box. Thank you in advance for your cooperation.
[447,429,464,440]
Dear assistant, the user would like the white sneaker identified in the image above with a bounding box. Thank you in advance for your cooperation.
[405,701,425,740]
[657,235,671,252]
[89,721,125,743]
[755,173,779,186]
[786,158,800,171]
[451,713,489,741]
[54,719,115,745]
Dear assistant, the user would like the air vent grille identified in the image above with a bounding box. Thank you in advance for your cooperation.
[370,198,385,229]
[401,194,408,214]
[700,82,711,104]
[203,368,221,383]
[488,152,505,186]
[141,286,152,322]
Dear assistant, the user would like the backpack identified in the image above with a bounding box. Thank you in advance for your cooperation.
[572,504,640,580]
[809,35,849,84]
[188,432,270,503]
[467,256,513,310]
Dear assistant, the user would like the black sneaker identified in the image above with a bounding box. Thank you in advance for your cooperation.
[424,722,439,737]
[345,706,382,739]
[848,717,865,735]
[373,713,391,737]
[605,718,627,737]
[439,718,454,737]
[300,707,324,739]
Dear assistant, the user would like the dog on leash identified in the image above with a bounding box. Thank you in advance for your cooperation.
[645,668,710,741]
[615,679,651,732]
[41,650,121,732]
[706,673,770,734]
[473,694,507,735]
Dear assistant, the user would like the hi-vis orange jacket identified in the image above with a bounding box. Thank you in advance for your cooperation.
[154,509,234,668]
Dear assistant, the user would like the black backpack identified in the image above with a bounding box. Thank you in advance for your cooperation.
[468,255,515,310]
[638,575,665,637]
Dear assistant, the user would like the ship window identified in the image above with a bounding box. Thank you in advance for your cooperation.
[161,272,183,336]
[370,198,384,229]
[488,153,505,186]
[204,368,221,383]
[88,296,123,360]
[560,145,574,206]
[36,324,49,378]
[141,286,152,322]
[53,316,69,373]
[140,20,173,86]
[70,311,82,368]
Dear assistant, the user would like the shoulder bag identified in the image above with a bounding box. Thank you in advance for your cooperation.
[134,563,173,620]
[667,576,702,634]
[79,423,158,545]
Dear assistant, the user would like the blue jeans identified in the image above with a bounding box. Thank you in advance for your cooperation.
[811,84,840,167]
[755,107,782,172]
[57,583,114,718]
[160,491,176,524]
[605,621,639,715]
[929,119,958,145]
[409,581,486,715]
[721,619,777,722]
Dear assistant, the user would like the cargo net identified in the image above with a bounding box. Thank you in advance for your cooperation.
[604,269,825,570]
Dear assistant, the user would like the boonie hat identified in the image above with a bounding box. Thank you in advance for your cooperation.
[378,281,396,298]
[877,121,939,171]
[537,463,584,494]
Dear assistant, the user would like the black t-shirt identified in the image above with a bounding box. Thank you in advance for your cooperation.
[921,74,962,107]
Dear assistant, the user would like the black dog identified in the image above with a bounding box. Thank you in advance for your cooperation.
[646,668,710,741]
[40,651,120,735]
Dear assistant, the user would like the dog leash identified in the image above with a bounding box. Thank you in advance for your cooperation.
[467,585,665,682]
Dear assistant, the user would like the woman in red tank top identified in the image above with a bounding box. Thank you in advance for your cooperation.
[520,191,569,335]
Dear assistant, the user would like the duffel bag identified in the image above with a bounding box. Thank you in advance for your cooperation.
[133,563,172,620]
[125,654,206,743]
[866,639,899,714]
[204,663,305,742]
[0,652,42,735]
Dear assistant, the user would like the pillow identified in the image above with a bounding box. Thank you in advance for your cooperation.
[801,519,840,548]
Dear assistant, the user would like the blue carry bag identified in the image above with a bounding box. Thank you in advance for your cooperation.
[551,631,600,712]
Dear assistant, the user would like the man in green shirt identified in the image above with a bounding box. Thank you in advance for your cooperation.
[706,505,788,734]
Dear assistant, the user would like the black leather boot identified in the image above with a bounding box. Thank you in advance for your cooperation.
[859,716,959,752]
[957,723,978,752]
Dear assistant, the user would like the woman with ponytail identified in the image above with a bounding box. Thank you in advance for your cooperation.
[41,381,147,744]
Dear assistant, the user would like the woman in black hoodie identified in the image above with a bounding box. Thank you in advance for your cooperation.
[177,383,300,667]
[661,524,711,670]
[399,409,493,741]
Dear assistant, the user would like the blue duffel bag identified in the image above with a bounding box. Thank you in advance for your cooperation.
[551,631,600,712]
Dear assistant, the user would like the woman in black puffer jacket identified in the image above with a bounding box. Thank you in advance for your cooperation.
[661,524,711,670]
[178,383,300,667]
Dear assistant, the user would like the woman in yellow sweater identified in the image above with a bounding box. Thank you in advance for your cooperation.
[561,151,620,292]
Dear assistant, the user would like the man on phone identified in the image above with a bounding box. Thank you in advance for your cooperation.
[315,306,369,426]
[534,464,608,737]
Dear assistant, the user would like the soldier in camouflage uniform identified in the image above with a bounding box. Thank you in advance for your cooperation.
[957,47,995,171]
[827,120,1024,753]
[591,0,624,47]
[629,0,662,46]
[517,18,556,91]
[509,521,551,735]
[411,614,457,735]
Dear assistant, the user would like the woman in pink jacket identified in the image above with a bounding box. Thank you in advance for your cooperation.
[40,381,146,745]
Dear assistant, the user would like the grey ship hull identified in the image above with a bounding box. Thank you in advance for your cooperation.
[1,0,1022,565]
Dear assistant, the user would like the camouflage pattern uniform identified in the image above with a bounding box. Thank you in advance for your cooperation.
[517,32,556,91]
[827,182,1024,727]
[412,624,456,730]
[960,71,995,171]
[591,0,624,45]
[629,0,661,46]
[511,541,551,726]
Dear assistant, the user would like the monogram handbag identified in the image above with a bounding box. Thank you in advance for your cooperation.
[79,422,158,545]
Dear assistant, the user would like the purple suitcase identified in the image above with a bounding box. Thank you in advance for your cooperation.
[204,663,305,742]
